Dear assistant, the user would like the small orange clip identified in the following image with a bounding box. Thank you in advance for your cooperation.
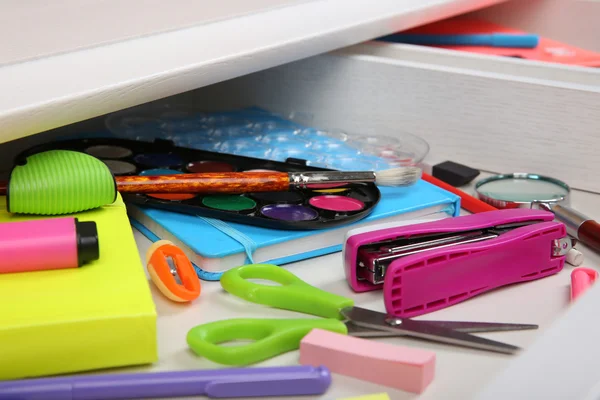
[146,240,201,302]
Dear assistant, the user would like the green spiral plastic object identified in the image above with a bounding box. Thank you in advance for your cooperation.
[8,150,117,215]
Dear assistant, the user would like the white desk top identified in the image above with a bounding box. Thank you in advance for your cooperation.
[127,172,600,399]
[0,0,507,145]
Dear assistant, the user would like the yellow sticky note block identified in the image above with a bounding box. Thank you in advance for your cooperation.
[0,195,157,379]
[339,394,391,400]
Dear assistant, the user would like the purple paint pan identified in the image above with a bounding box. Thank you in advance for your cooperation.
[260,204,319,221]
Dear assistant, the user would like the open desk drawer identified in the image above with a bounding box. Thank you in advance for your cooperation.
[186,8,599,193]
[4,3,599,194]
[0,2,598,398]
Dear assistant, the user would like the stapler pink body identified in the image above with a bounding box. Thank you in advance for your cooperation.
[344,209,571,317]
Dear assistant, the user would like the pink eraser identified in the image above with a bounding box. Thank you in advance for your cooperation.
[299,329,435,394]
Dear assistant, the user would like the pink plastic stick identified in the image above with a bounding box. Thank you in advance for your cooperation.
[571,268,598,302]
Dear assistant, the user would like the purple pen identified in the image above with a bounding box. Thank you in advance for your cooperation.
[0,365,331,399]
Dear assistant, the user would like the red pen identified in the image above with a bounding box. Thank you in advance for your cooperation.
[421,172,497,214]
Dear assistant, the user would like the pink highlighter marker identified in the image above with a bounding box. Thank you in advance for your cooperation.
[570,268,598,302]
[0,217,99,274]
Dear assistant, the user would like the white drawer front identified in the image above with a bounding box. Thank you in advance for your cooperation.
[193,43,600,193]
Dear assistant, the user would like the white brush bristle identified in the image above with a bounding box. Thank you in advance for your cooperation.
[375,166,422,186]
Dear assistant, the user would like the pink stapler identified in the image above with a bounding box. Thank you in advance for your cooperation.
[343,209,572,317]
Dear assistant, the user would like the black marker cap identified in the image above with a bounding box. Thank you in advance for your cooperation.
[75,220,100,266]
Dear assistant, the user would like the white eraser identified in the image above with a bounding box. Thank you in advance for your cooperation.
[566,248,584,267]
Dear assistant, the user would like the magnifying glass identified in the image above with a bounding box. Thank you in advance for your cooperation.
[475,173,600,253]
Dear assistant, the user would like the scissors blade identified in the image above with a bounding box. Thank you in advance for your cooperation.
[345,320,537,337]
[346,321,400,338]
[340,306,522,354]
[411,320,538,333]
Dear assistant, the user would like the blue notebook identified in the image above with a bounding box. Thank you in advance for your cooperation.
[128,182,460,281]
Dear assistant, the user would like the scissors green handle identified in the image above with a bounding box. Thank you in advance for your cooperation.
[186,264,354,365]
[221,263,354,319]
[187,318,347,365]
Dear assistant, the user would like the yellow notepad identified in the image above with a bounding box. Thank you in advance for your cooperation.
[338,393,391,400]
[0,195,157,380]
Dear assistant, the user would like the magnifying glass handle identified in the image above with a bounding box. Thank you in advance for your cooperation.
[550,205,600,253]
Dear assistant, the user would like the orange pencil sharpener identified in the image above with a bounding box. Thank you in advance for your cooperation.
[146,240,201,302]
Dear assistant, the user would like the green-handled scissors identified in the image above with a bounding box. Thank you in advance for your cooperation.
[187,264,538,366]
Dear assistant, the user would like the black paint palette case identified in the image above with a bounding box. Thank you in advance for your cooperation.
[27,138,381,230]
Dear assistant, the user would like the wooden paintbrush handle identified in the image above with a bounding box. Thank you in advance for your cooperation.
[115,172,291,194]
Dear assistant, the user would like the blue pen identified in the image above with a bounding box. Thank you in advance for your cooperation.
[379,33,539,48]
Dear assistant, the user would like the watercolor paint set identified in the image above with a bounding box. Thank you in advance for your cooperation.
[26,138,382,230]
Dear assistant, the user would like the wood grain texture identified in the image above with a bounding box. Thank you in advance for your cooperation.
[191,44,600,193]
[115,172,290,194]
[0,0,507,144]
[0,0,308,67]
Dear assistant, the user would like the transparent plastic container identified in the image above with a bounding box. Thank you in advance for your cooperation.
[104,103,430,171]
[345,131,429,165]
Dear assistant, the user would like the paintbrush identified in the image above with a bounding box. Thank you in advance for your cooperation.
[0,167,422,196]
[1,149,423,216]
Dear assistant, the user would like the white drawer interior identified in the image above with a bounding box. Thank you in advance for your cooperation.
[181,46,599,193]
[3,45,599,194]
[338,42,599,86]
